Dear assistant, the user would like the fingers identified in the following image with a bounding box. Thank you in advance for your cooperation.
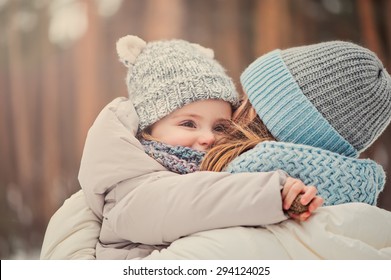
[299,186,317,205]
[281,177,295,198]
[282,177,308,210]
[307,196,324,212]
[282,177,324,222]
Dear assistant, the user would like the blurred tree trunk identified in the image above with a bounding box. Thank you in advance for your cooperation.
[291,0,310,45]
[357,0,385,60]
[0,59,14,186]
[253,0,291,56]
[74,0,102,159]
[40,7,61,221]
[144,0,184,40]
[214,0,243,86]
[7,1,34,197]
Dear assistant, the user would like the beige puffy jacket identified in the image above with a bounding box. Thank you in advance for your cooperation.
[78,97,288,259]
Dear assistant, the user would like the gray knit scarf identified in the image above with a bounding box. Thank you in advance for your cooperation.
[141,140,205,174]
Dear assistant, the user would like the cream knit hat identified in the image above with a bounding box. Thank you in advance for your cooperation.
[117,35,240,130]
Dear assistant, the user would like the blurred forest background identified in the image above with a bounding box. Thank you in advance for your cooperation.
[1,0,391,259]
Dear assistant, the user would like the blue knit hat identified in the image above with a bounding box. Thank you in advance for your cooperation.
[241,41,391,157]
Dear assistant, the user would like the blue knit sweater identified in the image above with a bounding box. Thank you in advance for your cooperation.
[226,141,385,206]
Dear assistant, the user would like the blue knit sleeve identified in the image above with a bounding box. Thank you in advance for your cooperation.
[226,141,385,206]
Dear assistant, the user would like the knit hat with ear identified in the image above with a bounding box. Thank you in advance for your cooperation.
[116,35,240,130]
[241,41,391,157]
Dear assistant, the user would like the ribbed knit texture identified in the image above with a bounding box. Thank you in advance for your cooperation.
[241,50,356,157]
[126,39,240,130]
[141,140,205,174]
[241,41,391,156]
[226,141,385,206]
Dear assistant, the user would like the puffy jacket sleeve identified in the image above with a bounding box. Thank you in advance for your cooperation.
[106,169,288,244]
[78,97,159,219]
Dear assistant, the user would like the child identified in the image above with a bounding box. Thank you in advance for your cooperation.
[202,41,391,206]
[79,35,322,259]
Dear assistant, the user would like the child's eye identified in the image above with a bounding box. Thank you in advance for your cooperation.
[179,121,196,128]
[213,123,228,133]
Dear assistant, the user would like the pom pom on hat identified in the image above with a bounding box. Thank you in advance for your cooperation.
[241,41,391,157]
[116,35,146,68]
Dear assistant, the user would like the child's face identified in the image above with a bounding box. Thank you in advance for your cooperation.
[150,99,232,152]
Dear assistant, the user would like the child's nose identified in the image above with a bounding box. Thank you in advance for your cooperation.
[198,131,216,151]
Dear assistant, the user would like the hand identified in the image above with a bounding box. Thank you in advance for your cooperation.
[281,177,324,221]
